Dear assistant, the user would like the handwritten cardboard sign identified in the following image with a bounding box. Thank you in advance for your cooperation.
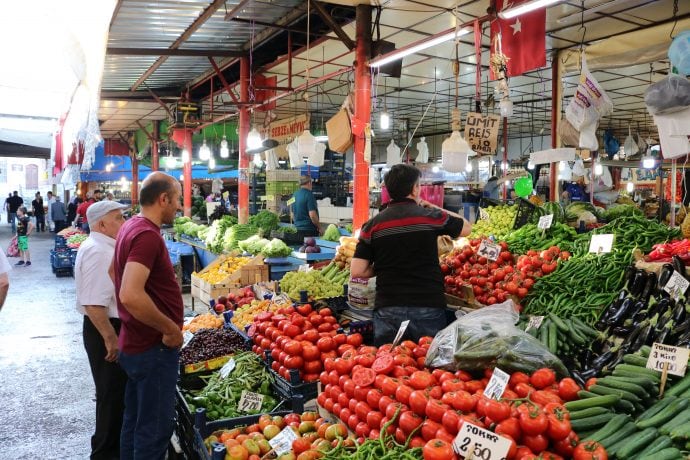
[465,113,501,155]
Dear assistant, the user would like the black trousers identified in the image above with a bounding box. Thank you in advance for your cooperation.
[83,315,127,460]
[53,220,67,233]
[35,214,45,232]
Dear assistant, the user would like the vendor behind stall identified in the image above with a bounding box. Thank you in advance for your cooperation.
[290,175,322,238]
[350,164,472,345]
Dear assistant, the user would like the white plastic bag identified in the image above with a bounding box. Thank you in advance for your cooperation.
[415,137,429,163]
[264,149,279,171]
[565,54,613,130]
[645,74,690,115]
[579,122,599,151]
[308,143,326,167]
[386,140,401,167]
[287,139,302,169]
[623,125,638,156]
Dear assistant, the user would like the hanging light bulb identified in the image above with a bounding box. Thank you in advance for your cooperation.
[594,161,603,176]
[182,149,190,163]
[380,111,390,130]
[626,181,634,193]
[559,161,566,172]
[209,157,216,169]
[501,161,508,171]
[642,155,655,169]
[527,160,535,170]
[220,135,229,158]
[199,139,211,161]
[432,166,440,173]
[247,127,262,150]
[164,154,176,169]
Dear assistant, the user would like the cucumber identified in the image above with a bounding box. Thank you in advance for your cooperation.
[597,377,649,398]
[571,316,599,338]
[636,397,690,428]
[603,375,657,392]
[615,363,664,379]
[598,421,637,449]
[615,427,658,458]
[577,390,600,399]
[659,408,690,435]
[623,353,650,367]
[636,435,673,458]
[570,413,616,432]
[548,312,568,332]
[565,394,620,411]
[539,323,549,348]
[585,413,630,442]
[669,421,690,440]
[568,407,611,420]
[638,447,682,460]
[548,321,558,354]
[606,436,628,457]
[638,345,652,357]
[614,397,636,415]
[613,368,661,383]
[665,372,690,398]
[636,396,677,423]
[589,384,641,403]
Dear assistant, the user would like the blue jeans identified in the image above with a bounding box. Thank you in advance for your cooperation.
[8,212,16,233]
[118,343,179,460]
[373,306,448,346]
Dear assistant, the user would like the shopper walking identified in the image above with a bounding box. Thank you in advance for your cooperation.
[4,193,10,223]
[75,200,128,460]
[67,196,82,228]
[7,191,23,233]
[77,190,103,233]
[112,172,183,460]
[290,175,322,239]
[51,196,68,234]
[15,206,33,266]
[31,192,45,232]
[350,164,472,345]
[46,191,56,231]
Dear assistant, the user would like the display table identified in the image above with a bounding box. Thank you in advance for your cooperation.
[317,204,378,225]
[176,236,218,269]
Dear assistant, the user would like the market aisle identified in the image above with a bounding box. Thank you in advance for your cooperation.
[0,230,93,459]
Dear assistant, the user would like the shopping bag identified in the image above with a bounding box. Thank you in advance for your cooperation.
[565,54,613,130]
[325,108,353,153]
[6,236,19,257]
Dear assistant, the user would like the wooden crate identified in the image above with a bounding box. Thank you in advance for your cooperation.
[191,255,270,305]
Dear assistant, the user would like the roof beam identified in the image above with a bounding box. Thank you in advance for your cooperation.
[130,0,226,91]
[224,0,252,21]
[109,0,124,31]
[311,1,355,50]
[135,121,155,142]
[100,90,179,101]
[0,141,50,159]
[108,47,245,58]
[208,57,241,105]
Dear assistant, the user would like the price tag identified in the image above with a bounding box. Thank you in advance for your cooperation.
[646,342,690,377]
[453,422,511,460]
[526,316,545,332]
[538,214,554,230]
[479,208,490,221]
[664,271,690,300]
[286,197,296,206]
[588,234,614,254]
[269,426,299,456]
[298,264,311,273]
[182,331,194,349]
[478,240,502,262]
[219,358,236,378]
[237,390,264,413]
[483,367,510,400]
[392,320,411,347]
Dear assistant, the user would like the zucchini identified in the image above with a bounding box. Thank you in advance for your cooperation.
[570,413,616,432]
[597,421,637,449]
[567,407,610,420]
[638,447,682,460]
[589,384,641,403]
[623,353,650,367]
[636,396,676,423]
[669,421,690,440]
[548,321,558,354]
[597,377,650,398]
[586,413,630,442]
[659,408,690,435]
[565,394,620,411]
[615,426,658,458]
[665,372,690,398]
[636,435,673,458]
[636,397,689,428]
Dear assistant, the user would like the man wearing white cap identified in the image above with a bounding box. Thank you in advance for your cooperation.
[75,200,128,460]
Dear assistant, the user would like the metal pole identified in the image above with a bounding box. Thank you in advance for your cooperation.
[176,128,192,217]
[151,120,159,171]
[238,56,250,224]
[352,4,372,231]
[671,159,677,227]
[131,154,139,206]
[503,117,508,200]
[550,54,560,202]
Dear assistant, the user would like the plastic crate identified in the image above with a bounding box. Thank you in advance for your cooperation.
[265,181,299,196]
[478,197,503,208]
[54,236,68,249]
[348,319,374,343]
[513,197,538,229]
[263,351,318,401]
[51,250,74,269]
[54,267,73,278]
[313,295,348,314]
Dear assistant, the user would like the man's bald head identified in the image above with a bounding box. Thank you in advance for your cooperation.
[139,172,179,206]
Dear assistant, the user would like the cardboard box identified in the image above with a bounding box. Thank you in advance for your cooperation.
[191,255,270,305]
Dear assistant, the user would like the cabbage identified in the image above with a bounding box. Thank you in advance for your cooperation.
[238,235,270,255]
[323,224,341,242]
[261,238,292,258]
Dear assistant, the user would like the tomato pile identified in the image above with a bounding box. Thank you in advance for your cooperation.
[249,304,364,383]
[441,240,570,306]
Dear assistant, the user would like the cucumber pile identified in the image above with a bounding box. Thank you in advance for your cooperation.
[566,346,690,459]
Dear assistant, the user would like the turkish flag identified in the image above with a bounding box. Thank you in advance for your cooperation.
[490,0,546,77]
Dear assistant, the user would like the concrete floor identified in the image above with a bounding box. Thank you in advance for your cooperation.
[0,228,197,460]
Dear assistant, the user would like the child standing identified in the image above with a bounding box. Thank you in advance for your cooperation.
[16,206,33,266]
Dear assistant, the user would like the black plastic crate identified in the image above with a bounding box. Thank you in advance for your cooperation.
[51,251,73,269]
[223,320,252,347]
[478,197,503,208]
[513,197,538,229]
[314,295,349,314]
[54,236,68,250]
[348,319,374,344]
[54,267,73,277]
[263,354,318,401]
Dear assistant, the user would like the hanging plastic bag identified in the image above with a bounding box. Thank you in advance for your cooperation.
[579,122,599,152]
[6,236,18,257]
[623,124,638,157]
[264,149,279,171]
[644,74,690,115]
[559,162,573,181]
[558,118,580,147]
[415,137,429,163]
[287,139,301,169]
[308,143,326,167]
[425,300,567,376]
[386,139,401,167]
[572,158,587,177]
[601,165,613,188]
[565,53,613,130]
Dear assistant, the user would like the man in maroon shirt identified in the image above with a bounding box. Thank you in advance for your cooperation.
[111,172,182,459]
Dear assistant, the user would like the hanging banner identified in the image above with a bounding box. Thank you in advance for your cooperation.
[465,113,501,155]
[259,114,310,160]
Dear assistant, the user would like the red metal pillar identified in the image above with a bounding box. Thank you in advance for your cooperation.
[550,55,560,202]
[151,120,159,171]
[503,117,508,200]
[352,4,372,231]
[172,128,193,217]
[131,154,139,206]
[238,56,250,224]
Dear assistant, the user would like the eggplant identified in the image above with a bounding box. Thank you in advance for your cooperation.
[606,298,635,328]
[647,297,671,319]
[612,325,634,336]
[655,320,674,344]
[640,272,658,302]
[631,320,653,351]
[673,255,687,280]
[672,299,687,324]
[658,264,675,293]
[629,269,649,298]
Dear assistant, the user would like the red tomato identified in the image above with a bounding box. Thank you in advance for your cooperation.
[441,379,465,393]
[303,360,322,374]
[553,431,579,457]
[519,410,549,436]
[509,372,530,388]
[514,382,534,398]
[378,395,395,414]
[451,390,477,413]
[530,368,556,389]
[285,355,303,370]
[585,377,597,391]
[318,307,332,316]
[355,353,375,368]
[355,401,372,421]
[399,410,424,435]
[485,400,512,422]
[316,337,335,352]
[366,411,382,431]
[333,334,347,346]
[347,333,363,347]
[523,434,549,454]
[380,377,399,397]
[367,388,383,408]
[441,410,460,435]
[302,345,320,361]
[515,446,535,459]
[352,368,376,387]
[573,441,607,460]
[372,354,395,375]
[409,371,435,390]
[353,385,370,402]
[395,384,414,405]
[420,420,442,442]
[495,417,521,440]
[334,358,354,376]
[425,400,450,423]
[409,390,431,417]
[547,416,572,441]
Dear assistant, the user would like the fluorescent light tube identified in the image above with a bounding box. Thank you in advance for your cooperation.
[498,0,563,20]
[370,28,471,68]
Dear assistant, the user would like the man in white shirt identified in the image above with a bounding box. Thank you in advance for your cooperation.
[0,246,11,311]
[75,200,128,460]
[46,191,56,232]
